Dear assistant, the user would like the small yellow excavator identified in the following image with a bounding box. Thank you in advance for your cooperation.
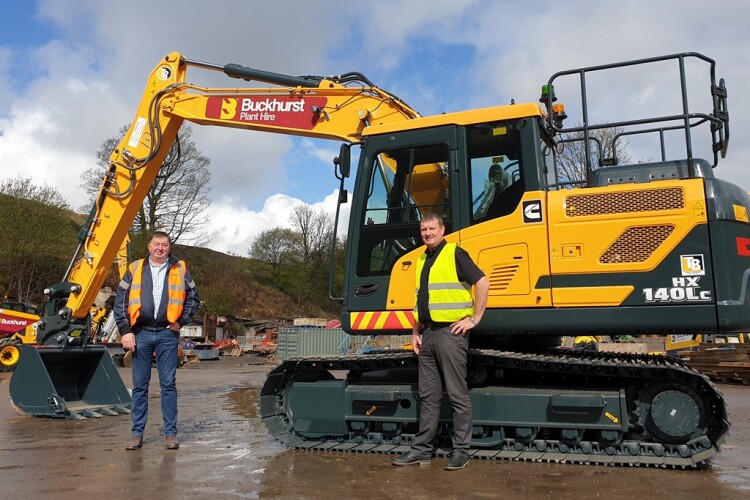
[0,301,39,371]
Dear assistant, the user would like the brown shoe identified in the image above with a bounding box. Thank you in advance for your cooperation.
[125,435,143,450]
[165,435,179,450]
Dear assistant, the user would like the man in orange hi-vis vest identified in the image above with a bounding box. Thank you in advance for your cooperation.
[114,231,200,451]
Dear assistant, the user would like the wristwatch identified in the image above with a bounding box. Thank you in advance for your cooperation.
[468,317,476,325]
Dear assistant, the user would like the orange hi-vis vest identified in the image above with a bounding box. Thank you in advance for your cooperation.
[127,259,187,327]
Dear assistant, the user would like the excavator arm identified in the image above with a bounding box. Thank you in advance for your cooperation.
[51,52,419,336]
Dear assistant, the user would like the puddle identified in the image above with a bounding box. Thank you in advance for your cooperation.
[226,386,260,421]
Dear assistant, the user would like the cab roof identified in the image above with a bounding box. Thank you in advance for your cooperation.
[363,102,546,136]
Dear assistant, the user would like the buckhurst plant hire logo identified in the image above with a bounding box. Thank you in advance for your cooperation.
[205,96,327,130]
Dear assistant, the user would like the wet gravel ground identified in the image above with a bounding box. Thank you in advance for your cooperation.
[1,355,749,499]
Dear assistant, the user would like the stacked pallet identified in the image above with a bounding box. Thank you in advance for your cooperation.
[679,344,750,384]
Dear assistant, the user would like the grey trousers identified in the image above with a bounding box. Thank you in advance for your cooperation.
[410,324,472,457]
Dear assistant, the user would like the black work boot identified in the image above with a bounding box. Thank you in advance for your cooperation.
[392,452,431,466]
[444,454,469,470]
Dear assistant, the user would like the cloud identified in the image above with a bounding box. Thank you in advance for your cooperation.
[1,0,749,258]
[203,189,350,256]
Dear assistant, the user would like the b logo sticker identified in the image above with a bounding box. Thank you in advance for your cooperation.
[680,254,705,276]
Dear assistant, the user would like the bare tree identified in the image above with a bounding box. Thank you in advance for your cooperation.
[288,205,335,308]
[0,175,70,209]
[0,194,73,303]
[553,126,632,187]
[289,204,333,266]
[80,125,211,245]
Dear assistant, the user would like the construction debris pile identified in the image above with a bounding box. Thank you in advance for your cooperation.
[213,338,241,357]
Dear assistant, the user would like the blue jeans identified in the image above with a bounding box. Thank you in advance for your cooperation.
[131,328,179,436]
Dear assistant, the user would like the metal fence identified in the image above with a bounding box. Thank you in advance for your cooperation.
[276,327,412,363]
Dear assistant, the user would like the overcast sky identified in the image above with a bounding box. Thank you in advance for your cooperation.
[1,0,748,255]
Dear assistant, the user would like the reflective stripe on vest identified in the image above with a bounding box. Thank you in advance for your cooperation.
[127,259,187,327]
[414,243,474,323]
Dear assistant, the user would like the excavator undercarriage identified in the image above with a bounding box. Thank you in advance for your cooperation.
[261,348,727,468]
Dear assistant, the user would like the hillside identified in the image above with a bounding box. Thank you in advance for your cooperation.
[0,193,338,323]
[175,244,336,320]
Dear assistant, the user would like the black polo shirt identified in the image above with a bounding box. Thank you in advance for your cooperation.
[417,239,485,324]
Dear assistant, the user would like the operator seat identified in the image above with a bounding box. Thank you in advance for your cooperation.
[474,164,511,220]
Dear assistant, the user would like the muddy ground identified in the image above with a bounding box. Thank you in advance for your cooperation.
[1,354,749,500]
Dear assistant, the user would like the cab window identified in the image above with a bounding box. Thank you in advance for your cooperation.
[359,143,450,275]
[468,122,524,223]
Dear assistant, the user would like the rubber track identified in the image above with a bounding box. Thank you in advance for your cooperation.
[261,349,729,468]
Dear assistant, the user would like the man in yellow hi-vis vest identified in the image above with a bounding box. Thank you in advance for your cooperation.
[392,213,489,471]
[114,231,200,451]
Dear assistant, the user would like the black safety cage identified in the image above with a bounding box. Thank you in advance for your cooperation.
[543,52,729,187]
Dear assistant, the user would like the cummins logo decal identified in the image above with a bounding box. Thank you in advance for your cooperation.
[522,200,543,223]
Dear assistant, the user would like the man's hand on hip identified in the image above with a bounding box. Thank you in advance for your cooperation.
[450,317,475,336]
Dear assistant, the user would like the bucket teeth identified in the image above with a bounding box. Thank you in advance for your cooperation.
[63,406,130,419]
[96,407,119,416]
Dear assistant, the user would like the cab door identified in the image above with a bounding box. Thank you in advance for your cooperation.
[343,126,458,330]
[457,119,552,318]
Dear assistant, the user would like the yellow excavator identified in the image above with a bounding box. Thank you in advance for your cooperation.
[0,301,39,371]
[10,51,748,468]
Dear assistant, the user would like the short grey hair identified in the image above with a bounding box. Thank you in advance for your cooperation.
[420,212,444,227]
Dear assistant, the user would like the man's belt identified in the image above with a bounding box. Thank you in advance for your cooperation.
[136,325,170,332]
[423,321,452,330]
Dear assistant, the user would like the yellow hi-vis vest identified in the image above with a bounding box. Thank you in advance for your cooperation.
[127,259,187,327]
[414,243,474,323]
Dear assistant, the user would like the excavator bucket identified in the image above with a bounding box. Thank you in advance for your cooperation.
[9,344,131,419]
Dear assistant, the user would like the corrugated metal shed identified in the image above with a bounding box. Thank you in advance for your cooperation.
[276,327,411,362]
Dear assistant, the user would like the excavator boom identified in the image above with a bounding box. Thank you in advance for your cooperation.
[60,52,420,324]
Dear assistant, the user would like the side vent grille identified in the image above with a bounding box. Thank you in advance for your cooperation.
[600,225,675,264]
[566,188,684,217]
[489,265,519,291]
